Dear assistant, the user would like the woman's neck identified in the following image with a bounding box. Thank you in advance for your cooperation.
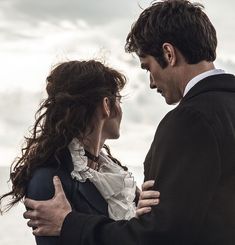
[83,132,104,156]
[82,126,105,169]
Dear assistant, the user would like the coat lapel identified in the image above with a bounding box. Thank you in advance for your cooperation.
[78,180,108,215]
[181,74,235,103]
[57,148,108,215]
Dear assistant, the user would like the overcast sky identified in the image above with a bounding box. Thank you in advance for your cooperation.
[0,0,235,174]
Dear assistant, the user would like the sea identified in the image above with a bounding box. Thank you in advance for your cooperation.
[0,165,144,245]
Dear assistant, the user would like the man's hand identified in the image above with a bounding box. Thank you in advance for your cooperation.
[23,176,72,236]
[135,180,160,218]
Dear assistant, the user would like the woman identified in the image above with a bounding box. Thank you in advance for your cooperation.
[0,60,159,244]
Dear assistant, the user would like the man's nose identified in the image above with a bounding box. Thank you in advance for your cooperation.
[150,74,156,89]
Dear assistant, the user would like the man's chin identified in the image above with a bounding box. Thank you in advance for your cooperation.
[165,97,180,105]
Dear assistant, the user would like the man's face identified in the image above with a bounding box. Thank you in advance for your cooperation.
[139,55,182,105]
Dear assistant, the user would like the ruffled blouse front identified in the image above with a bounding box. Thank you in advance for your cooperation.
[68,138,136,220]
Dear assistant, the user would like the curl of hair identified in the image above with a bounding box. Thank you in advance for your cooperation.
[0,60,126,212]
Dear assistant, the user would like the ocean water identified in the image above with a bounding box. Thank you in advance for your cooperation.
[0,165,144,245]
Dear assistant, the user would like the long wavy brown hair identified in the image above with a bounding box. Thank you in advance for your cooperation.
[0,60,126,212]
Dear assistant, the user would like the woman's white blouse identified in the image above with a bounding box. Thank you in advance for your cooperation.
[68,138,136,220]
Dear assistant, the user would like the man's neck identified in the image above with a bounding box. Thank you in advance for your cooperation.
[180,61,215,94]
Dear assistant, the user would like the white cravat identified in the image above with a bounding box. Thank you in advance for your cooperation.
[183,69,225,97]
[68,138,136,220]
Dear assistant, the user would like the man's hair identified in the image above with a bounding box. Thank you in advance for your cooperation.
[125,0,217,68]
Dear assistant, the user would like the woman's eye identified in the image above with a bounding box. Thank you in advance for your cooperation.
[116,96,122,103]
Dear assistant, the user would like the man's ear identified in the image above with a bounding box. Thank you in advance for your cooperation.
[162,42,176,66]
[102,97,111,117]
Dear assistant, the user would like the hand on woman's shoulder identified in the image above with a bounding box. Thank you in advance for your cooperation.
[26,167,71,201]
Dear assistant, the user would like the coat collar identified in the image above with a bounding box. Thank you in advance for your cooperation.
[56,147,74,173]
[181,74,235,104]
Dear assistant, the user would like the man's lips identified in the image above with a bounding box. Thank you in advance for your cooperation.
[157,88,165,97]
[157,88,163,94]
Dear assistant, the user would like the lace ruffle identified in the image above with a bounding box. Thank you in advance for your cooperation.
[68,138,136,220]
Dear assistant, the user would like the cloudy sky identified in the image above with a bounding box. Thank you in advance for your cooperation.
[0,0,235,181]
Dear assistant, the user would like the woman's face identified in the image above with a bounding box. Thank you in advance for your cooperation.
[103,96,122,140]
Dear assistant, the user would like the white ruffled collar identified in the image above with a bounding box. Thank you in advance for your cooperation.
[68,138,136,220]
[68,138,93,182]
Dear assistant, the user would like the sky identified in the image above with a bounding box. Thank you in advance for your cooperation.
[0,0,235,178]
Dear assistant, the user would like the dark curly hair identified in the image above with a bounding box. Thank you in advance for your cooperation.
[125,0,217,68]
[0,60,127,212]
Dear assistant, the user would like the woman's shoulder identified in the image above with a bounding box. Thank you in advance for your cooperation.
[26,166,73,201]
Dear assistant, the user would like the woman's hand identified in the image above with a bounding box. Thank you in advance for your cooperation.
[135,180,160,218]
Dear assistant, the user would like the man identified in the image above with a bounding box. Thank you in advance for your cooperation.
[24,0,235,244]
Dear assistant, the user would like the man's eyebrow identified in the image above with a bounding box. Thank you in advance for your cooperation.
[137,50,146,58]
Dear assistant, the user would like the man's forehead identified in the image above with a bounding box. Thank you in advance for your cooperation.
[136,49,146,58]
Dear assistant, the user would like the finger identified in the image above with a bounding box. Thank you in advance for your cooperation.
[53,176,65,196]
[24,198,40,210]
[33,226,57,237]
[137,199,159,209]
[140,190,160,200]
[27,219,40,228]
[23,210,38,220]
[135,207,152,218]
[142,180,155,191]
[135,186,141,196]
[33,227,44,236]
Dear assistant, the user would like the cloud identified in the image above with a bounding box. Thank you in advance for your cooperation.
[0,0,153,44]
[0,0,141,25]
[216,58,235,74]
[0,91,42,146]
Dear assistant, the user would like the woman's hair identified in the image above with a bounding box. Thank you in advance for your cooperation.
[125,0,217,68]
[0,60,126,212]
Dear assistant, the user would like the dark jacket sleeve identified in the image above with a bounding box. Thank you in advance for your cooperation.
[27,167,71,245]
[59,108,221,245]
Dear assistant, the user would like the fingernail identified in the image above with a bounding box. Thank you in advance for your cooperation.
[156,192,160,196]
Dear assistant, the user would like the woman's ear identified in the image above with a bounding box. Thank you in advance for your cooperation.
[102,97,111,117]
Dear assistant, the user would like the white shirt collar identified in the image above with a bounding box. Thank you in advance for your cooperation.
[183,69,225,97]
